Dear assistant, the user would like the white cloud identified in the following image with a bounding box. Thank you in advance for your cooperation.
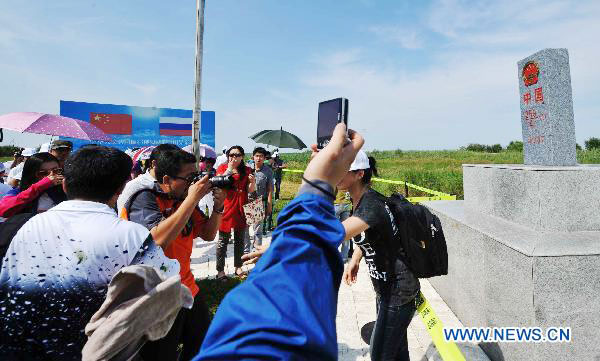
[126,82,160,96]
[368,25,423,49]
[286,0,600,150]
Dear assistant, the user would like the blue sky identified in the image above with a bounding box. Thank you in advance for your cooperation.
[2,0,600,151]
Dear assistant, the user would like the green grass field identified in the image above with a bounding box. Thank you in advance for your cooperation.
[278,149,600,200]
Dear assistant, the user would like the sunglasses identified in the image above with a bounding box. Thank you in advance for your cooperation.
[38,167,63,177]
[228,153,243,158]
[171,172,199,184]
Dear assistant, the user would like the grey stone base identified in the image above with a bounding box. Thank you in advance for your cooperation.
[423,200,600,361]
[463,164,600,232]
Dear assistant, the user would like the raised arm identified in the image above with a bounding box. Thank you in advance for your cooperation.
[195,124,364,360]
[0,177,57,217]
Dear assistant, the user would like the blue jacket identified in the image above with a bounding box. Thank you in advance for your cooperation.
[194,193,345,360]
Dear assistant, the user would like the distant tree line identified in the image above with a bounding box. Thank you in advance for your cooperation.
[460,143,504,153]
[585,137,600,150]
[462,138,600,153]
[0,145,22,157]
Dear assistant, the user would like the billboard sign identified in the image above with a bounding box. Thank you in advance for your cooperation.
[59,100,215,150]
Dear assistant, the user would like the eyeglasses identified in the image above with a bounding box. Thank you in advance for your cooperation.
[228,153,243,158]
[171,172,199,184]
[38,167,63,177]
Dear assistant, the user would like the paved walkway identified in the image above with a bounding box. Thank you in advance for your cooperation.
[191,233,488,361]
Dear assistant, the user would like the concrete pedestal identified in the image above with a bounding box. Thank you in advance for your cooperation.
[423,164,600,361]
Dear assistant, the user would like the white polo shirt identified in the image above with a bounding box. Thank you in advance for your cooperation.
[0,200,178,358]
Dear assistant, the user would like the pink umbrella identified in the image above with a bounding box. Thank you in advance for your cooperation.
[182,144,217,158]
[0,112,112,141]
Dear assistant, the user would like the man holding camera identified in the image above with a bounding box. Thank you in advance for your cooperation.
[125,149,225,361]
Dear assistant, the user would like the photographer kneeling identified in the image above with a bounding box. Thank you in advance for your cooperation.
[125,149,225,361]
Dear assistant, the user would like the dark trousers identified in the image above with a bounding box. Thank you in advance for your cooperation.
[274,176,282,200]
[369,295,416,361]
[216,228,245,272]
[140,292,211,361]
[261,198,272,231]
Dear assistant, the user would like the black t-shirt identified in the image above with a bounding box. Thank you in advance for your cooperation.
[353,189,420,303]
[272,158,284,178]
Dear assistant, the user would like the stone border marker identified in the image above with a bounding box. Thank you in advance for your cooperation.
[518,48,576,166]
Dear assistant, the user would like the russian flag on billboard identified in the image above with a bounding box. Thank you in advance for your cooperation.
[159,117,192,136]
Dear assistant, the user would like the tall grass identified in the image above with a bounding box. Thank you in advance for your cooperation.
[278,149,600,201]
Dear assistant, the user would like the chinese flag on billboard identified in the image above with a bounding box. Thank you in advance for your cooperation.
[90,113,132,134]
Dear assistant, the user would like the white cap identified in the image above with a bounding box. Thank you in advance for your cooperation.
[349,150,369,171]
[21,148,36,157]
[39,143,50,153]
[8,164,23,181]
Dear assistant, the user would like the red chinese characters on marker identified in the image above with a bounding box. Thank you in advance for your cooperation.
[523,92,532,105]
[524,109,537,128]
[535,87,544,103]
[528,135,545,144]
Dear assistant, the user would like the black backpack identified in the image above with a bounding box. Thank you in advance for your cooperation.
[380,192,448,278]
[0,213,35,267]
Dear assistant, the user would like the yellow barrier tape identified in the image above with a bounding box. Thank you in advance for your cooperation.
[282,169,456,199]
[371,177,452,197]
[416,291,466,361]
[406,195,457,203]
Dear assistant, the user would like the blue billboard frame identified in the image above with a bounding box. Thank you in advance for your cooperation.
[59,100,215,150]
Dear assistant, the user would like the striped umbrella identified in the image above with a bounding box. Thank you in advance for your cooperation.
[131,146,155,163]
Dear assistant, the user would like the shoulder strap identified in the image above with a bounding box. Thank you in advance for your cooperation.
[123,188,162,220]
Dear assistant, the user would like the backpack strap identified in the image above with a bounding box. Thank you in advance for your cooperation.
[377,191,415,280]
[123,188,162,221]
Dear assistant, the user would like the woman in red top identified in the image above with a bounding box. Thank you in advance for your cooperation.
[0,152,65,217]
[215,145,255,279]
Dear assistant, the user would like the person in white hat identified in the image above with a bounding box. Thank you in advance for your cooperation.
[6,148,35,188]
[39,143,50,153]
[338,150,420,361]
[214,145,228,169]
[21,148,36,157]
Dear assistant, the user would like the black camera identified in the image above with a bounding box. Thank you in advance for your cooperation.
[195,170,234,189]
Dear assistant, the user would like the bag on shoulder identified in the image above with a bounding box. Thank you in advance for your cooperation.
[0,213,35,267]
[243,197,264,225]
[382,193,448,278]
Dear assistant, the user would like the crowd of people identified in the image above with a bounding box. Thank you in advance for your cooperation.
[0,125,420,361]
